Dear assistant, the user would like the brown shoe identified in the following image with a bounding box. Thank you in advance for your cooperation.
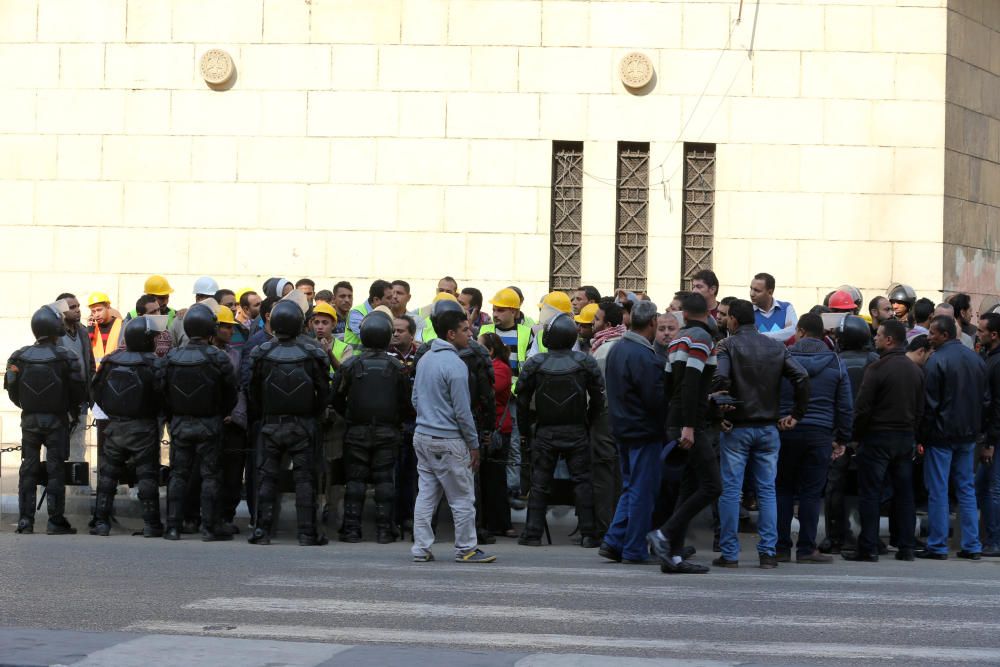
[759,553,778,569]
[796,550,833,564]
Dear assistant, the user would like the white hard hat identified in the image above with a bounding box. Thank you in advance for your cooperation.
[193,276,219,297]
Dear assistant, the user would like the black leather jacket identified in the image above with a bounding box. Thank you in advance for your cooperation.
[712,325,809,425]
[921,339,985,446]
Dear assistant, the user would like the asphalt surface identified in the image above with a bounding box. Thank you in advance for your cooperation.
[1,517,999,666]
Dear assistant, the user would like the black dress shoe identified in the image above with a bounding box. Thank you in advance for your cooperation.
[518,536,542,547]
[895,549,915,561]
[712,556,738,568]
[598,542,622,562]
[661,559,710,574]
[580,536,600,549]
[916,550,947,560]
[298,533,329,546]
[957,550,982,561]
[841,550,878,562]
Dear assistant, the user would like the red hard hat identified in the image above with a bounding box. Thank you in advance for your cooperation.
[828,290,856,312]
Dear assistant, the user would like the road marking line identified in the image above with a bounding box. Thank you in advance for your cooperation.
[299,561,1000,589]
[251,574,1000,608]
[184,596,1000,633]
[68,633,350,667]
[124,621,1000,662]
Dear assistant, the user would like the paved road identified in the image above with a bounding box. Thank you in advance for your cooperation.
[1,519,999,666]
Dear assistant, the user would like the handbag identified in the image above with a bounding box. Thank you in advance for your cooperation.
[487,400,512,459]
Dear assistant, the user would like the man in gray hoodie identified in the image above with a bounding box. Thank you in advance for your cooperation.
[410,308,496,564]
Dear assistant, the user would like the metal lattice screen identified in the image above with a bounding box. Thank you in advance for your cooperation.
[549,142,584,292]
[681,144,716,289]
[615,142,649,292]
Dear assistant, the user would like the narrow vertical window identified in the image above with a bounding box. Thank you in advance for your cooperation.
[615,142,649,292]
[681,143,716,289]
[549,141,584,292]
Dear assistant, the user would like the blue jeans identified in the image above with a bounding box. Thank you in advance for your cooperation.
[719,426,779,560]
[603,441,662,561]
[976,452,1000,549]
[924,443,981,554]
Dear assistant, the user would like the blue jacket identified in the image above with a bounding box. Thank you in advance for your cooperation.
[921,338,985,446]
[779,337,853,442]
[605,331,667,446]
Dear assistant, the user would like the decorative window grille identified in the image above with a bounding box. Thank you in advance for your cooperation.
[549,141,584,293]
[681,143,716,289]
[615,142,649,292]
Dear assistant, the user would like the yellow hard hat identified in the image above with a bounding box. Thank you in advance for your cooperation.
[216,306,236,325]
[574,303,599,324]
[235,287,255,303]
[433,292,459,304]
[311,301,338,323]
[143,275,173,296]
[538,291,572,314]
[489,288,521,309]
[87,291,111,307]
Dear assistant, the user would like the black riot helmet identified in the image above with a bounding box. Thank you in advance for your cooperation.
[30,304,64,340]
[183,303,217,340]
[430,298,464,325]
[542,312,578,351]
[360,312,393,350]
[887,284,917,308]
[270,300,304,340]
[123,316,162,353]
[837,315,871,352]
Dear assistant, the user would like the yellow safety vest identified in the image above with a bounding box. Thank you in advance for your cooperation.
[478,323,531,388]
[91,318,122,369]
[343,301,371,352]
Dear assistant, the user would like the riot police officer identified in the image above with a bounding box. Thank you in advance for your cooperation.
[90,316,167,537]
[515,312,604,548]
[4,302,87,534]
[248,300,331,546]
[888,284,917,328]
[161,303,237,541]
[820,314,879,554]
[332,312,409,543]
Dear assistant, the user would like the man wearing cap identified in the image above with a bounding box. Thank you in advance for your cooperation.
[575,303,599,354]
[87,292,122,371]
[169,276,220,348]
[213,305,248,535]
[480,288,534,499]
[527,291,576,358]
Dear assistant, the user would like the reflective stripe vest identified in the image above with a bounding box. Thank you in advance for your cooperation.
[91,318,123,369]
[419,316,437,343]
[478,323,531,388]
[343,301,372,352]
[127,307,176,329]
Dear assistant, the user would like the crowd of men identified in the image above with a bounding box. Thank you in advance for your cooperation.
[4,269,999,570]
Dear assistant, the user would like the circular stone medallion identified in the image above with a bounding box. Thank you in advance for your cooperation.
[619,52,654,89]
[200,49,235,86]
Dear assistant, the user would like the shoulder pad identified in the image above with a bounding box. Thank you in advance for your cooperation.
[18,345,59,363]
[167,346,209,366]
[264,342,309,363]
[105,350,148,366]
[540,352,586,375]
[520,354,544,374]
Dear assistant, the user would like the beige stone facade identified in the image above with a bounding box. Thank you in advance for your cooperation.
[0,0,997,442]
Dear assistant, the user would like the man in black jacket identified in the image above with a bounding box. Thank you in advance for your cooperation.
[647,294,721,574]
[918,315,985,560]
[977,313,1000,557]
[842,319,924,562]
[711,299,809,569]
